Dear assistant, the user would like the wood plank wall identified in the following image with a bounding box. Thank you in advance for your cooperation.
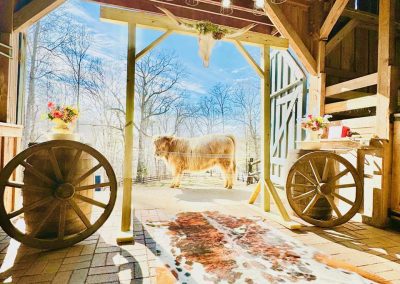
[0,123,23,212]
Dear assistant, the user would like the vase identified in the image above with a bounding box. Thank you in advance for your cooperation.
[52,119,74,134]
[305,130,320,142]
[48,119,79,141]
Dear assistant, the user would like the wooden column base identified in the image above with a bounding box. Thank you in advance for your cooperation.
[116,232,135,245]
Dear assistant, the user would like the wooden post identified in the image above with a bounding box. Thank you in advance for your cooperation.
[309,41,326,116]
[261,45,271,212]
[118,23,136,243]
[370,0,396,228]
[0,0,16,123]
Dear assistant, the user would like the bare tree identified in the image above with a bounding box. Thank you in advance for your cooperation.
[23,9,71,147]
[209,83,232,132]
[197,95,219,135]
[231,84,261,158]
[135,50,185,180]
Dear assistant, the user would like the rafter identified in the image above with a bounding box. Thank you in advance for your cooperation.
[320,0,350,40]
[13,0,66,31]
[95,0,272,34]
[100,6,289,49]
[263,0,317,75]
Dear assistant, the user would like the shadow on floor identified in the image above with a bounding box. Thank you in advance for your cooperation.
[292,221,400,263]
[0,232,143,283]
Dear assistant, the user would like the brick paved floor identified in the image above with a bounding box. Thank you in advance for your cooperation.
[0,194,399,283]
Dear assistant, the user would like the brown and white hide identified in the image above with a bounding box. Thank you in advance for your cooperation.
[154,134,236,189]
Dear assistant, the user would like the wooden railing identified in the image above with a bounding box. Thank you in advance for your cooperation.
[0,122,23,212]
[324,73,379,138]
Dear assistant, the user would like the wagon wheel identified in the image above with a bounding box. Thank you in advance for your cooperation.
[0,140,117,249]
[286,152,362,227]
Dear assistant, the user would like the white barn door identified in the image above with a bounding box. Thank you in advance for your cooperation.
[270,51,306,185]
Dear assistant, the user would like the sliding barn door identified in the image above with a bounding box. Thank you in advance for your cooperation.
[270,51,306,185]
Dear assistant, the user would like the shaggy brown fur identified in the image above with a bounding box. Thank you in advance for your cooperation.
[154,134,236,189]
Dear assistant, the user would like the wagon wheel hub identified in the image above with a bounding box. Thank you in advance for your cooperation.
[55,183,75,200]
[317,183,332,196]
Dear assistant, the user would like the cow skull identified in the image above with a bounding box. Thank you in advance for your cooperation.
[157,7,256,67]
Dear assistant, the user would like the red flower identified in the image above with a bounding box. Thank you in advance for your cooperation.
[52,110,62,118]
[307,114,313,119]
[47,102,55,109]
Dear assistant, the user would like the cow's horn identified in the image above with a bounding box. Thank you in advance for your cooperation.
[225,24,257,39]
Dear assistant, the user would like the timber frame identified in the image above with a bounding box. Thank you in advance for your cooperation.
[0,0,399,233]
[100,7,301,234]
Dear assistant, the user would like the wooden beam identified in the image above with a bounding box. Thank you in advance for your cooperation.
[263,0,317,75]
[0,0,16,123]
[370,0,397,229]
[325,73,378,97]
[325,95,377,114]
[342,8,400,31]
[392,114,400,213]
[326,19,358,55]
[233,40,263,78]
[120,23,136,235]
[376,0,396,140]
[136,30,172,61]
[0,122,23,137]
[13,0,66,32]
[261,45,271,213]
[320,0,350,40]
[100,6,289,49]
[95,0,272,34]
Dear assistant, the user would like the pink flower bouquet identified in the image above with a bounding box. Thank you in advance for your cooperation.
[45,102,79,134]
[301,114,332,131]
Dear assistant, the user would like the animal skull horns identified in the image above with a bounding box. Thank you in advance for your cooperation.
[157,6,256,67]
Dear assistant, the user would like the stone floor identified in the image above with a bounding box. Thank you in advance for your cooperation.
[0,183,399,283]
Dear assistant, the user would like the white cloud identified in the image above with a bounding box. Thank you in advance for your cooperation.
[180,81,207,95]
[231,66,248,74]
[63,0,96,23]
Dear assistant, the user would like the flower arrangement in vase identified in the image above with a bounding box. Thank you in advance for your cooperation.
[45,102,79,140]
[300,114,332,141]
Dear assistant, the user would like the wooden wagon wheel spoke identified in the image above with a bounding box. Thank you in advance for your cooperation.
[309,159,321,183]
[325,195,343,218]
[72,164,102,186]
[322,157,330,181]
[8,196,53,219]
[332,193,354,206]
[302,194,320,215]
[291,183,316,189]
[58,202,66,240]
[47,148,63,182]
[68,199,91,228]
[6,181,52,194]
[327,169,350,184]
[333,183,356,189]
[30,201,59,237]
[75,194,107,209]
[294,170,317,186]
[21,161,55,186]
[76,182,111,191]
[293,190,316,201]
[66,149,83,182]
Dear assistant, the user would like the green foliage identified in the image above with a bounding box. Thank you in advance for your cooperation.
[193,22,228,40]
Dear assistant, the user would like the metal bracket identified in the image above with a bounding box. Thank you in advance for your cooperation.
[0,42,13,59]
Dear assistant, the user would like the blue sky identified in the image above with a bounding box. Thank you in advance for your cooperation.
[66,0,261,97]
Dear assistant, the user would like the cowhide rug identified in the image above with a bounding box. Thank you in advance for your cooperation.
[146,211,388,284]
